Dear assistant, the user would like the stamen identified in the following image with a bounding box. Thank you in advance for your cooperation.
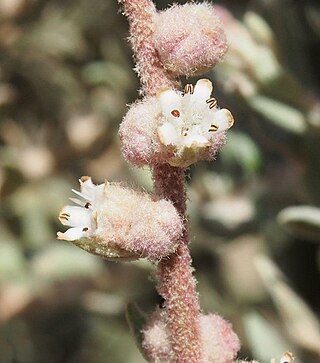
[82,227,89,232]
[171,109,180,117]
[181,127,189,136]
[184,84,194,94]
[84,202,92,209]
[59,212,70,221]
[59,215,69,221]
[206,97,217,109]
[60,213,70,217]
[208,124,219,132]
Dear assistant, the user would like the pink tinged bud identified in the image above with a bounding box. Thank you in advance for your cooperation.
[142,311,240,363]
[154,3,228,77]
[200,314,240,363]
[120,79,234,168]
[142,308,175,363]
[119,97,164,167]
[57,177,183,262]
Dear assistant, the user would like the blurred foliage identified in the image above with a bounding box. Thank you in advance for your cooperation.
[0,0,319,362]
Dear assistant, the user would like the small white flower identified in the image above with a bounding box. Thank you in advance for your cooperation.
[57,176,103,242]
[57,177,136,260]
[157,79,234,167]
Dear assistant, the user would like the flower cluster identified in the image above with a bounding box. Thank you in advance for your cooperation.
[58,177,183,262]
[154,3,228,77]
[120,79,234,168]
[142,309,240,363]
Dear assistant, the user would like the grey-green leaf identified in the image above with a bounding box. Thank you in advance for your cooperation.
[126,302,148,361]
[278,206,320,242]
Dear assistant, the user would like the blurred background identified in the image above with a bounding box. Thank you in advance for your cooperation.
[0,0,319,362]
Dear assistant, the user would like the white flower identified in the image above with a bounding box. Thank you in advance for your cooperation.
[57,176,136,260]
[57,176,104,242]
[157,79,234,166]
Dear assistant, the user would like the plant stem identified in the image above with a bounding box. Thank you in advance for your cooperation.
[119,0,176,96]
[119,1,202,361]
[153,165,202,363]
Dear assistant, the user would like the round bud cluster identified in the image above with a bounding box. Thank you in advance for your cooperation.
[154,3,228,77]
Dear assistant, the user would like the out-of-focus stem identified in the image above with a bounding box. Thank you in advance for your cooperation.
[119,1,202,361]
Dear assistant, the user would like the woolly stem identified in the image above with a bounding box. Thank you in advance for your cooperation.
[119,1,202,361]
[153,164,202,362]
[119,0,177,96]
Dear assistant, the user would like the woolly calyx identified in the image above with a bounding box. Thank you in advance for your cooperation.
[154,3,228,77]
[120,79,233,168]
[119,97,164,167]
[57,177,183,262]
[142,309,240,363]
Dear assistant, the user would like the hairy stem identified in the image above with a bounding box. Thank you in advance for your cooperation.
[119,0,177,96]
[153,164,202,362]
[119,1,202,361]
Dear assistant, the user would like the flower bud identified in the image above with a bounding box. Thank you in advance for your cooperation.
[154,3,228,77]
[142,309,240,363]
[120,79,234,168]
[57,177,183,262]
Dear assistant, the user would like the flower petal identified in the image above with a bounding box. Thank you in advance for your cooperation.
[158,122,180,146]
[157,88,182,122]
[57,227,90,241]
[183,134,209,148]
[59,205,91,227]
[214,108,234,132]
[69,197,86,206]
[72,177,104,205]
[79,176,96,199]
[191,79,213,103]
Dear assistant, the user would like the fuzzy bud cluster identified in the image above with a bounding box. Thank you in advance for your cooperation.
[120,79,234,168]
[57,177,183,262]
[142,309,240,363]
[154,3,228,77]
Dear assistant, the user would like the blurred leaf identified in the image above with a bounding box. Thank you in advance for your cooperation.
[0,242,27,282]
[126,302,148,361]
[31,243,104,281]
[244,12,274,47]
[278,205,320,242]
[255,255,320,355]
[219,236,267,304]
[243,311,293,363]
[248,95,307,134]
[82,61,132,91]
[305,3,320,38]
[23,13,86,58]
[221,131,262,175]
